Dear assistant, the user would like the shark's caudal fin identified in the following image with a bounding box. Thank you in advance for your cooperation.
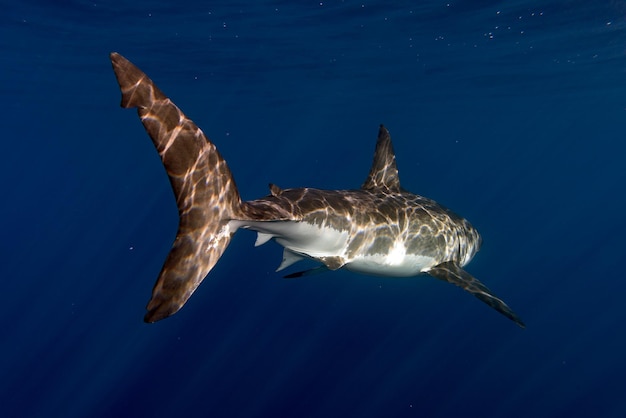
[110,52,242,322]
[428,261,525,328]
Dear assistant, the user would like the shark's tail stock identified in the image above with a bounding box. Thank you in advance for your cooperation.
[110,52,242,322]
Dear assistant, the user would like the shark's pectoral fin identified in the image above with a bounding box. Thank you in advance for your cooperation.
[283,265,329,279]
[428,261,525,328]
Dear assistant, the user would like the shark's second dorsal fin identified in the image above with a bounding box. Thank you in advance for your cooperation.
[361,125,400,192]
[269,183,283,196]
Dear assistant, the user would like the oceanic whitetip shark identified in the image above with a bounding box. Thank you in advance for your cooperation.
[110,52,524,327]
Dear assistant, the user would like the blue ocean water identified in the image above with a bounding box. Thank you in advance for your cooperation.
[2,1,626,417]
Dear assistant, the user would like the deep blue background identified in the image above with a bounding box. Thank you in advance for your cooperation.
[2,1,626,417]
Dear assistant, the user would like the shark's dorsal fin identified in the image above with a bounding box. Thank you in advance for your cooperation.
[361,124,400,192]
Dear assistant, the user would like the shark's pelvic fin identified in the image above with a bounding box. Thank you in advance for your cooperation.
[110,52,242,323]
[428,261,525,328]
[361,124,401,192]
[276,248,305,272]
[283,265,329,279]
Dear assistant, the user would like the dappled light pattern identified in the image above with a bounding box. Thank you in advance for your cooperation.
[111,53,523,327]
[111,53,242,322]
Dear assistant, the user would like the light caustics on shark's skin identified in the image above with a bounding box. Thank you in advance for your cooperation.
[110,52,525,328]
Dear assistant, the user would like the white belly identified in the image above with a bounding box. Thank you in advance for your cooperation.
[345,253,435,277]
[240,220,349,258]
[238,220,436,277]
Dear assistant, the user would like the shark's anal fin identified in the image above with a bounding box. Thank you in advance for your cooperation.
[255,232,273,247]
[428,261,525,328]
[110,52,242,323]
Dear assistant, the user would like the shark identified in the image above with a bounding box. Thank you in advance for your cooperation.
[110,52,524,327]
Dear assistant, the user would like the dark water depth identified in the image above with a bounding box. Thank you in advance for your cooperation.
[2,1,626,417]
